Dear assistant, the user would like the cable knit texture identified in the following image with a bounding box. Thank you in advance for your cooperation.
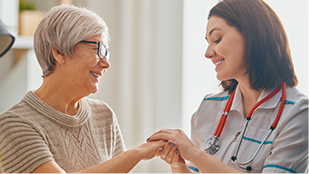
[0,91,126,173]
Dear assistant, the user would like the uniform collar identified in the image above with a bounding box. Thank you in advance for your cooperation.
[257,87,282,109]
[230,86,282,115]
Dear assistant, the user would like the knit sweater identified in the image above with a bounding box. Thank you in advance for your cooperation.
[0,91,126,173]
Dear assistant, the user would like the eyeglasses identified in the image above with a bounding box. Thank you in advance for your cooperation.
[79,40,111,61]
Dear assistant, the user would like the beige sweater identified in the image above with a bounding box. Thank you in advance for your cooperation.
[0,91,126,173]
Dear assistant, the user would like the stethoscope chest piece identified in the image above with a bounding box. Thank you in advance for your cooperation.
[203,136,220,154]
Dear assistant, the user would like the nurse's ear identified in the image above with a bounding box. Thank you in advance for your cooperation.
[51,47,65,65]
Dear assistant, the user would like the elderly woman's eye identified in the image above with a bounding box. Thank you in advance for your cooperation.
[93,48,99,53]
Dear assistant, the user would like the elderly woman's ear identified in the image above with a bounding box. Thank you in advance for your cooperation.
[51,47,65,65]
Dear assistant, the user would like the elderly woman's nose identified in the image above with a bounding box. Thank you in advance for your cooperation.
[99,58,110,68]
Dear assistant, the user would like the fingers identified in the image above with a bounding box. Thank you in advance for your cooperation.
[147,129,183,142]
[171,149,186,166]
[154,140,174,157]
[178,154,186,164]
[161,141,177,162]
[146,129,192,165]
[140,140,166,160]
[172,150,185,165]
[149,140,166,149]
[155,147,163,157]
[147,131,169,142]
[153,140,187,168]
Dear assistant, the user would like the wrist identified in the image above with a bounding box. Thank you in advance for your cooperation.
[130,147,143,159]
[187,146,203,162]
[171,164,191,173]
[170,163,186,169]
[131,145,149,160]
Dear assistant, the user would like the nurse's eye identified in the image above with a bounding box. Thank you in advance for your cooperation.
[214,38,221,44]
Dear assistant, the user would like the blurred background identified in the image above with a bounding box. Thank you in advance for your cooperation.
[0,0,308,172]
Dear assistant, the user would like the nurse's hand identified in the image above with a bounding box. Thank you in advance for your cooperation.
[155,140,186,168]
[147,129,198,161]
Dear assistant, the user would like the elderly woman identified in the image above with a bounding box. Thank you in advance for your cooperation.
[0,5,164,173]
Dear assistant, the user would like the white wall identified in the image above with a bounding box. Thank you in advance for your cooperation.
[85,0,184,172]
[182,0,220,136]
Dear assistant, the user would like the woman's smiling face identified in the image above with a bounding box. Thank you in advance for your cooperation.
[64,34,110,95]
[205,15,247,82]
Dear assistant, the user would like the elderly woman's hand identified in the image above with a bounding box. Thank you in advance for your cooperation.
[133,140,166,160]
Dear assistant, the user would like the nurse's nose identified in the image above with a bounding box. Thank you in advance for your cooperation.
[205,46,215,59]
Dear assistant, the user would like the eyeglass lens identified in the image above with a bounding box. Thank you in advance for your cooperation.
[99,43,110,61]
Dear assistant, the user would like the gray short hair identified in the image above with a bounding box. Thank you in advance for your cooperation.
[34,4,109,77]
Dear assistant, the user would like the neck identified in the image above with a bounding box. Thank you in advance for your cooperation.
[34,74,83,116]
[237,79,261,117]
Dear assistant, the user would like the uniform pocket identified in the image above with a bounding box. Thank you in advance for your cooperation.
[233,110,274,172]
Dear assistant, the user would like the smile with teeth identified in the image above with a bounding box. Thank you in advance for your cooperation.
[214,60,224,67]
[90,71,100,78]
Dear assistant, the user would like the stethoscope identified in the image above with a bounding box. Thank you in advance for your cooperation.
[202,82,286,171]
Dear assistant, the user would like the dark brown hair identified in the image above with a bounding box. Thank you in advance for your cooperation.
[209,0,298,94]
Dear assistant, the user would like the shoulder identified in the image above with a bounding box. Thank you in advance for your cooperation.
[83,97,111,107]
[203,90,230,102]
[265,88,308,173]
[0,104,53,173]
[82,97,114,114]
[0,97,33,125]
[82,97,117,123]
[276,87,308,132]
[193,90,228,119]
[285,87,308,106]
[0,110,30,131]
[0,100,47,138]
[198,90,230,112]
[286,87,309,103]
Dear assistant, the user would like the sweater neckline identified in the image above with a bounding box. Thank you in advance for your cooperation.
[23,91,90,127]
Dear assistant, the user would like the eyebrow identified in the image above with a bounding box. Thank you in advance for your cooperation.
[205,27,221,41]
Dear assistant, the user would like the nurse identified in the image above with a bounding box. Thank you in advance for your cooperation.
[148,0,308,173]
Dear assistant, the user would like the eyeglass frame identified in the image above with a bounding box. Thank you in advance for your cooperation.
[79,40,110,61]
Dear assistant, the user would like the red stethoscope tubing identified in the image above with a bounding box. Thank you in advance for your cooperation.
[214,87,236,137]
[213,81,286,138]
[272,81,286,129]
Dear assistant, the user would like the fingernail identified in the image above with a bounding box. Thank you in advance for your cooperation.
[146,137,150,141]
[173,143,176,147]
[175,151,178,155]
[168,141,172,146]
[159,149,163,153]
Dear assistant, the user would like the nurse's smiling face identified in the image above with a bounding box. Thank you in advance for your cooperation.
[205,15,247,82]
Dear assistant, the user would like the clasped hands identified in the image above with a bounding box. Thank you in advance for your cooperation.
[143,129,197,168]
